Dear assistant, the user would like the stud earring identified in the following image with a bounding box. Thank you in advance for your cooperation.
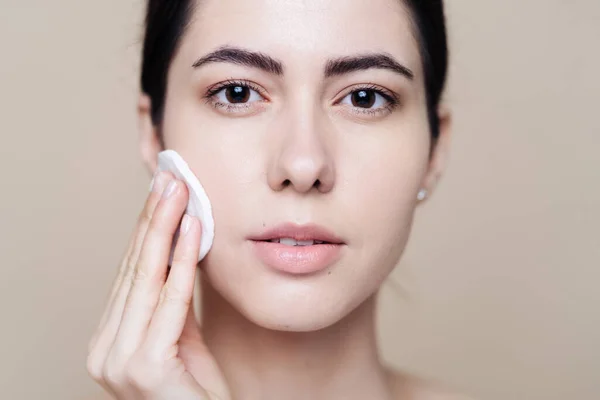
[417,188,428,201]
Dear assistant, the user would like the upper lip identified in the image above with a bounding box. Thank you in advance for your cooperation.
[249,222,345,244]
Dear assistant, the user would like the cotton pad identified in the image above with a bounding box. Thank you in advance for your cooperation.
[155,150,215,264]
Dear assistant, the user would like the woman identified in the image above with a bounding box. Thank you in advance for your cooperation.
[87,0,467,398]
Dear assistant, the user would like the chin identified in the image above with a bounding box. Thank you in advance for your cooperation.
[202,237,401,333]
[207,263,378,333]
[239,293,357,333]
[247,312,341,333]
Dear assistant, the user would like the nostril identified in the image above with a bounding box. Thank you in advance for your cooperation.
[314,179,321,188]
[282,179,291,187]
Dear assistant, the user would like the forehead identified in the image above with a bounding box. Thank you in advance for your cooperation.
[179,0,421,76]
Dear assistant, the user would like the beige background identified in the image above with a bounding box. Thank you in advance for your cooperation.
[1,1,599,399]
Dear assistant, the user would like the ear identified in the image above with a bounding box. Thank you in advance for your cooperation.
[138,93,163,175]
[418,105,452,203]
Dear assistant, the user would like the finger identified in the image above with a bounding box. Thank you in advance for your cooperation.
[128,171,177,268]
[109,179,189,359]
[90,171,174,348]
[180,287,202,344]
[87,172,175,396]
[144,215,201,356]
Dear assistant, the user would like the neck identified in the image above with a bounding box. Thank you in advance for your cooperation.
[199,274,394,400]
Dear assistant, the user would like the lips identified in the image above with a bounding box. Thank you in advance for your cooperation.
[266,238,327,245]
[248,223,345,274]
[248,222,345,245]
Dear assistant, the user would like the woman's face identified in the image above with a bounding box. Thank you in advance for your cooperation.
[141,0,448,331]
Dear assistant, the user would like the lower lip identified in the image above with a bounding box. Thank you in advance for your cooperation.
[250,241,344,275]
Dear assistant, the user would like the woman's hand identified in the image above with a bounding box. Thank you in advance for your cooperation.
[87,171,230,400]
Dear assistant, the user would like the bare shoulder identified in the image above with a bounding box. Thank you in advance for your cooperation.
[384,367,478,400]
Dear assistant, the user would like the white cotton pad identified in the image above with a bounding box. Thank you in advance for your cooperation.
[155,150,215,264]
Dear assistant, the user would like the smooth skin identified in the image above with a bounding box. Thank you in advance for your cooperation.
[87,0,475,398]
[86,173,473,400]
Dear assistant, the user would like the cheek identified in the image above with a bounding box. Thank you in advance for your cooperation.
[163,118,270,261]
[341,125,430,251]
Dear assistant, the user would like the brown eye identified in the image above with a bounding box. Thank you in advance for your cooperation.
[225,86,251,103]
[339,86,396,114]
[351,90,376,108]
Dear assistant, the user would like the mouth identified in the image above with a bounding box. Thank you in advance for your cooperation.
[248,222,345,245]
[248,223,345,274]
[262,238,332,246]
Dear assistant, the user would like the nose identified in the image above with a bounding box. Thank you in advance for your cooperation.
[267,105,335,194]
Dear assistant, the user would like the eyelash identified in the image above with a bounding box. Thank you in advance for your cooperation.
[202,79,400,116]
[202,79,265,113]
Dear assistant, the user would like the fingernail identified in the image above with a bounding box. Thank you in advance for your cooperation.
[162,180,178,199]
[150,171,169,194]
[181,214,193,235]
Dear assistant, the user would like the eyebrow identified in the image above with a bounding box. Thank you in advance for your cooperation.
[192,45,414,80]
